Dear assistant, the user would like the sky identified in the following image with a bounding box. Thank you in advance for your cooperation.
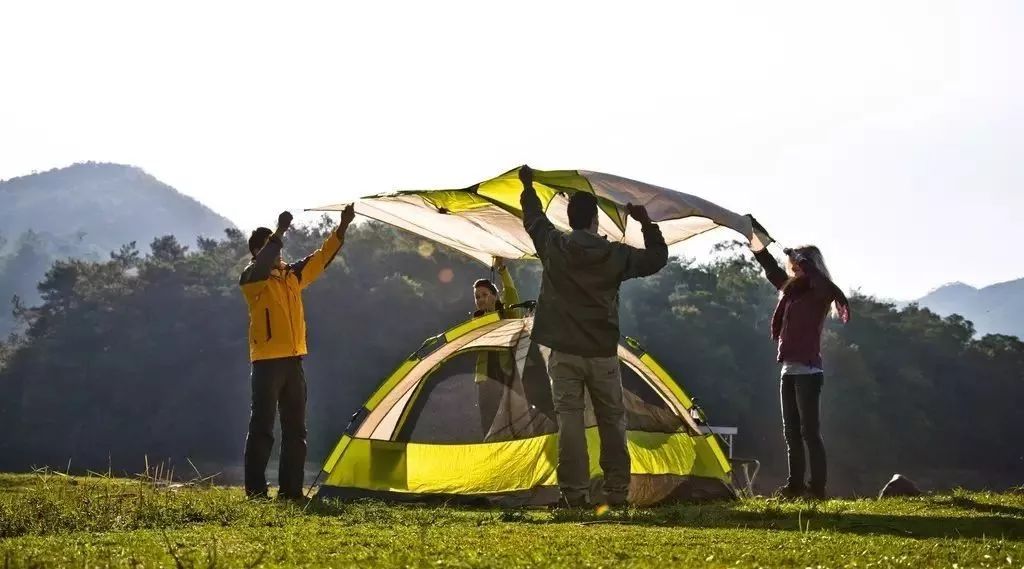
[1,1,1021,299]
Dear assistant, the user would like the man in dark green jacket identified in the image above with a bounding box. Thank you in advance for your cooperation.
[518,165,668,507]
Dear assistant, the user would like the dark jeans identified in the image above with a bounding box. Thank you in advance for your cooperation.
[244,357,307,498]
[780,373,826,493]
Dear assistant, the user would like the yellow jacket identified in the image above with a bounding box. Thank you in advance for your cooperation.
[474,266,521,384]
[497,267,522,319]
[239,231,344,362]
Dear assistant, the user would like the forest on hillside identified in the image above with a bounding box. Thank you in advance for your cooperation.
[0,162,236,334]
[0,219,1021,496]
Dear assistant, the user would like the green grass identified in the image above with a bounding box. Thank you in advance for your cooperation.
[1,472,1022,568]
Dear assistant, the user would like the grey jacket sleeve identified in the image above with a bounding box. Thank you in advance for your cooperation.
[621,222,669,280]
[520,183,558,260]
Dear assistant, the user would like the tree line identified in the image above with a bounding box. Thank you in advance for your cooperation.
[0,220,1021,495]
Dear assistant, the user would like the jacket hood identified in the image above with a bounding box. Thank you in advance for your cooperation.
[564,230,614,268]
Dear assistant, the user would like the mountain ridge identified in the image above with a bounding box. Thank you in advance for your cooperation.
[0,162,235,253]
[915,277,1024,339]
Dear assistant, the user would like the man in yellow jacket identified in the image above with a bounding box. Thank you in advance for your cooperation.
[239,206,355,500]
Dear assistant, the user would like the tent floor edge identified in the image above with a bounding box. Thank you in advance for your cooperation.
[314,474,735,508]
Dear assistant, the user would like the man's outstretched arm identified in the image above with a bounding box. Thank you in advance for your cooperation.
[518,165,557,259]
[242,211,291,290]
[621,204,669,280]
[291,204,356,289]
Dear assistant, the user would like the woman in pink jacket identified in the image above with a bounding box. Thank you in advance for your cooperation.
[752,230,850,500]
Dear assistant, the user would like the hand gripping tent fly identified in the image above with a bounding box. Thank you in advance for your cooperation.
[311,167,756,505]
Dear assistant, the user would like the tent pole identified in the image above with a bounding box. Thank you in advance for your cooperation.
[304,470,324,501]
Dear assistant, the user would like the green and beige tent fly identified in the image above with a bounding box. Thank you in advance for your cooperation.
[310,166,764,265]
[311,167,761,505]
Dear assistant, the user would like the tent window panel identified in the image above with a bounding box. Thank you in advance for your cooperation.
[620,362,687,434]
[486,342,558,442]
[394,345,558,444]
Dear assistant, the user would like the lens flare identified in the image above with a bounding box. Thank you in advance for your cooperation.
[417,241,435,258]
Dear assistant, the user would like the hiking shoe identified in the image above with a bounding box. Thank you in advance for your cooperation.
[605,492,629,507]
[246,483,271,501]
[551,494,590,509]
[773,484,805,499]
[276,493,310,505]
[806,487,828,500]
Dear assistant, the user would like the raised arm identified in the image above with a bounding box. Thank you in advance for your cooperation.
[239,211,291,294]
[496,258,522,318]
[249,237,282,280]
[747,215,788,290]
[518,165,558,260]
[621,204,669,280]
[290,204,355,289]
[753,249,789,290]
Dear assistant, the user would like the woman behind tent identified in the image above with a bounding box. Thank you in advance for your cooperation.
[472,257,522,437]
[472,257,521,320]
[750,231,850,500]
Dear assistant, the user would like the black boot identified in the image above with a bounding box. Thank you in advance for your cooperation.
[806,486,827,500]
[774,484,805,499]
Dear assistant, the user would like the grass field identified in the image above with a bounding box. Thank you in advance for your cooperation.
[1,472,1022,568]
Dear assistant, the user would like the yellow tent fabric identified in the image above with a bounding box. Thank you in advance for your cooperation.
[317,315,735,506]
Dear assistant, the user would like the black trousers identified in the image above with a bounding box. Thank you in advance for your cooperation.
[780,373,826,492]
[244,356,307,498]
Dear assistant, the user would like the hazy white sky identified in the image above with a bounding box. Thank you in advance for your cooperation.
[1,1,1021,299]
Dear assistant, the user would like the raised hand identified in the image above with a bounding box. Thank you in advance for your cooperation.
[518,165,534,187]
[748,216,774,252]
[341,204,356,226]
[626,203,652,225]
[277,211,294,233]
[783,248,806,263]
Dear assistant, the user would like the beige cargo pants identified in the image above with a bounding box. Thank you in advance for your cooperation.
[545,348,630,503]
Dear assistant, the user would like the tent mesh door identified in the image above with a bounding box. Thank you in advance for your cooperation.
[395,342,685,444]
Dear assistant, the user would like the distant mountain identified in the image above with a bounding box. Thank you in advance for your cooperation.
[0,162,236,333]
[916,279,1024,339]
[0,162,234,256]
